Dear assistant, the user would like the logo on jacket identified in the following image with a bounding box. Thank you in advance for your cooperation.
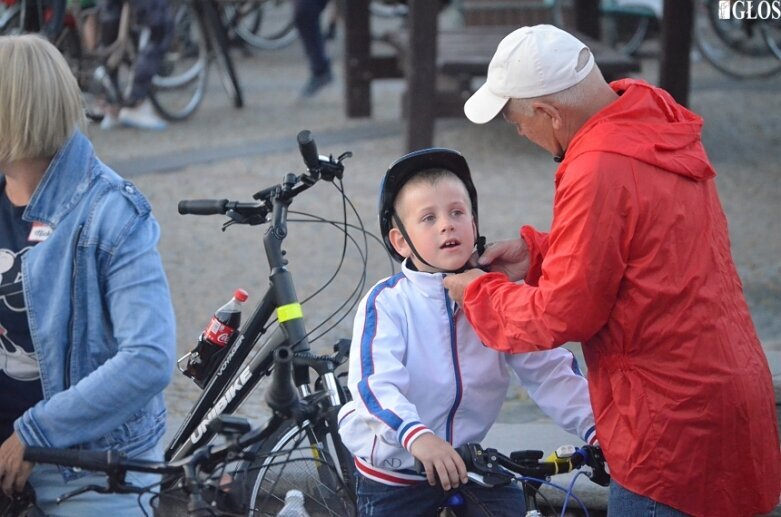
[0,324,39,381]
[0,248,30,311]
[383,457,402,469]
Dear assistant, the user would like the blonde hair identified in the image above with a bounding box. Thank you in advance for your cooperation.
[0,34,85,163]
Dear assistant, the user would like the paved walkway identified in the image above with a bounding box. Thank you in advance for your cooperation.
[88,25,781,514]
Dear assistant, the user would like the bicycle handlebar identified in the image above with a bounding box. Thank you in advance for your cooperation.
[297,129,320,172]
[24,448,132,474]
[177,198,228,215]
[414,442,609,488]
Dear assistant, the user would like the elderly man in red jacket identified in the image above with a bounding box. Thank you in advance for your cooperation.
[444,24,780,517]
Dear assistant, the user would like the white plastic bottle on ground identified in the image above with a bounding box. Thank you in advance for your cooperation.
[277,489,310,517]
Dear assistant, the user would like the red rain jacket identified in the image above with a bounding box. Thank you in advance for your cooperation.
[463,79,780,516]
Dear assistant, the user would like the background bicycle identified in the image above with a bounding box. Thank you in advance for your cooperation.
[1,0,243,123]
[0,0,65,38]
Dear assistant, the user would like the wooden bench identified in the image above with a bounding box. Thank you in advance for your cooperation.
[344,1,641,151]
[392,25,641,117]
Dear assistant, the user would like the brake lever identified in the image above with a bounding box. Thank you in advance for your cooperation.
[56,484,111,503]
[458,443,515,487]
[466,472,493,487]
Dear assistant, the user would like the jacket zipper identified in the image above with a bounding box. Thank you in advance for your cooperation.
[443,289,463,444]
[64,224,83,388]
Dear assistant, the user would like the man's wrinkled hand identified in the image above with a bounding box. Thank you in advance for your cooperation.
[444,269,485,304]
[476,238,530,282]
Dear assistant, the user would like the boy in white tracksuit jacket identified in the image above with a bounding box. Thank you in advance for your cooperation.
[338,148,596,516]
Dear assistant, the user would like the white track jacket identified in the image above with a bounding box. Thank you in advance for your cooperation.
[338,261,596,486]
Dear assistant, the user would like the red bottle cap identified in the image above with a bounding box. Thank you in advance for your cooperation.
[233,289,249,302]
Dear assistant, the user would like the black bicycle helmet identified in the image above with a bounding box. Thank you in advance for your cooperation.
[379,148,480,263]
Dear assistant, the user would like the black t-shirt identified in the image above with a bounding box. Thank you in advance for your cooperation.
[0,189,43,442]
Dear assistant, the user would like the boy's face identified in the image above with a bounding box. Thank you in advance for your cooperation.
[389,176,476,273]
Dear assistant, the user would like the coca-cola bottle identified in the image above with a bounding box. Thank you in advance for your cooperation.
[181,288,249,388]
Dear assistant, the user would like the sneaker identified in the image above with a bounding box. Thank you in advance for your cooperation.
[100,112,121,130]
[118,100,167,131]
[299,69,333,99]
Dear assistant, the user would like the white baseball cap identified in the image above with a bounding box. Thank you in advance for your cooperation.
[464,25,595,124]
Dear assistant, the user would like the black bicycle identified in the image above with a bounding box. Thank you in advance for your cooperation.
[9,131,386,516]
[20,347,321,516]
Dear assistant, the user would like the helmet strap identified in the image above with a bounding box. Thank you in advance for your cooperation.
[392,213,485,274]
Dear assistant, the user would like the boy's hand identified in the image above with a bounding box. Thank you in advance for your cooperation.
[409,434,468,491]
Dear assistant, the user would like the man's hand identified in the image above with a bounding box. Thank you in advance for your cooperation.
[443,269,485,305]
[0,432,33,496]
[477,238,530,282]
[409,434,467,491]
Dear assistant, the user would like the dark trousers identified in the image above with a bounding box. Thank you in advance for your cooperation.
[356,474,526,516]
[100,0,173,104]
[294,0,330,76]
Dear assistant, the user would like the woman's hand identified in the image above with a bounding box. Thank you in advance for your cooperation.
[0,432,33,496]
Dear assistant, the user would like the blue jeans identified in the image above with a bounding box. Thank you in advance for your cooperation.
[609,480,690,517]
[356,474,526,516]
[294,0,330,76]
[100,0,174,103]
[26,442,163,516]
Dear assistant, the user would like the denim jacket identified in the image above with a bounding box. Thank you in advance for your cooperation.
[8,131,175,459]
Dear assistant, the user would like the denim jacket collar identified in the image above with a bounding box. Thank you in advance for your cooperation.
[24,131,96,228]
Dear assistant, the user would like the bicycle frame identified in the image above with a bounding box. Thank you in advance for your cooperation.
[165,169,343,468]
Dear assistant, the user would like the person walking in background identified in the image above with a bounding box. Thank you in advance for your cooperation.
[0,34,175,514]
[294,0,332,98]
[443,24,780,517]
[99,0,173,130]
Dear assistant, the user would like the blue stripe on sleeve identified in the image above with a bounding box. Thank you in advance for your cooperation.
[357,273,405,430]
[584,425,597,443]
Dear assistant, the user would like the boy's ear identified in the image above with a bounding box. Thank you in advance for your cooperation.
[388,227,411,258]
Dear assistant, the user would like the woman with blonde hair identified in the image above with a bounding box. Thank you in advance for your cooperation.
[0,34,175,515]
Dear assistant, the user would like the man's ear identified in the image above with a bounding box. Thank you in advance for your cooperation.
[388,227,410,258]
[532,101,562,130]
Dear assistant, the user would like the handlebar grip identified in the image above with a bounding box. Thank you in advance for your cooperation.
[297,130,320,171]
[24,447,120,472]
[178,199,228,215]
[265,347,298,415]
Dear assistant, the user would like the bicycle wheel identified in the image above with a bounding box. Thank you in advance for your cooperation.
[761,17,781,60]
[0,1,21,35]
[200,0,243,108]
[149,0,209,121]
[242,420,356,517]
[1,0,66,37]
[224,0,297,50]
[369,0,408,18]
[693,0,781,79]
[600,4,654,56]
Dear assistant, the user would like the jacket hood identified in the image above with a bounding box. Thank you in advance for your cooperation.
[563,79,715,182]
